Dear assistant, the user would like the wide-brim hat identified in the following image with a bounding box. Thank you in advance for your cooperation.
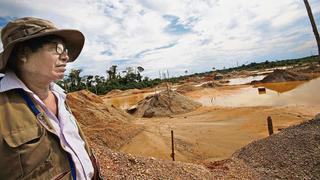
[0,17,85,73]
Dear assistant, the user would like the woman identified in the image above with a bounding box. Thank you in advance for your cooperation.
[0,17,101,179]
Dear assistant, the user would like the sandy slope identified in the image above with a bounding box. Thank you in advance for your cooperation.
[120,105,318,163]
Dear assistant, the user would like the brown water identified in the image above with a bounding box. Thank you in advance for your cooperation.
[197,77,320,107]
[254,81,306,93]
[106,78,320,109]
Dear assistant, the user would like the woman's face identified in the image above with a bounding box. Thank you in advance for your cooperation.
[19,38,69,82]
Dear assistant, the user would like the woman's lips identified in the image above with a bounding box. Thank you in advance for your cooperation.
[56,65,66,72]
[56,64,66,67]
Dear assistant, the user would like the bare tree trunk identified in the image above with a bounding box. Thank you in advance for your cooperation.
[303,0,320,62]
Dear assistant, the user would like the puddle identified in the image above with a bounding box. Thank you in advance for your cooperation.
[197,77,320,107]
[228,75,266,85]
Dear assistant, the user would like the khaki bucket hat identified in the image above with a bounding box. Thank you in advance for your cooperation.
[0,17,85,73]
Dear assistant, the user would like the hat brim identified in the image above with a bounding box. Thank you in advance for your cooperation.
[0,29,84,73]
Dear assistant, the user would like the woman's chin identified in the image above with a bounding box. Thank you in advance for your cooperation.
[55,72,65,80]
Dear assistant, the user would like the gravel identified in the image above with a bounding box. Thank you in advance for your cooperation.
[91,143,213,180]
[233,114,320,179]
[89,113,320,179]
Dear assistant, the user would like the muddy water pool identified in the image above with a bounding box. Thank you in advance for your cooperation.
[105,77,320,109]
[197,77,320,107]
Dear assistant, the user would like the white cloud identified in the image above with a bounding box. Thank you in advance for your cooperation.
[292,39,318,53]
[0,0,319,78]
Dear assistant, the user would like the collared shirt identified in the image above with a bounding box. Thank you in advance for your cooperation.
[0,70,94,180]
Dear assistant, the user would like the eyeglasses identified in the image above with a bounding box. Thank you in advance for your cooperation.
[48,41,68,56]
[55,42,68,55]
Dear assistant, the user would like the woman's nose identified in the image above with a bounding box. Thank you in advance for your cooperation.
[60,52,70,62]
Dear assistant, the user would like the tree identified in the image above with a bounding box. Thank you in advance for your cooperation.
[81,75,92,90]
[110,65,117,79]
[126,67,134,74]
[91,80,97,94]
[303,0,320,62]
[136,66,144,82]
[69,69,82,91]
[121,67,141,83]
[137,66,144,73]
[107,65,117,80]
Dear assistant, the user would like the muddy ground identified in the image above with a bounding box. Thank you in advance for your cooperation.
[118,84,319,163]
[102,66,320,165]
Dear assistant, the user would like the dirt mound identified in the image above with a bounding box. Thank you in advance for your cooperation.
[203,75,214,81]
[233,114,320,179]
[125,88,142,94]
[219,80,230,84]
[201,81,222,88]
[176,84,200,94]
[128,90,201,118]
[185,76,202,83]
[66,90,143,150]
[299,63,320,73]
[254,69,309,83]
[106,89,123,96]
[157,82,173,88]
[71,90,104,104]
[213,73,224,80]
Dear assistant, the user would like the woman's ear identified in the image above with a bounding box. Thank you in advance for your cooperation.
[17,47,28,63]
[20,56,27,63]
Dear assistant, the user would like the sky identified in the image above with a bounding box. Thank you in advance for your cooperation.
[0,0,319,78]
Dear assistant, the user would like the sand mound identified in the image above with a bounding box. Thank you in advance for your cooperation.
[201,81,222,88]
[106,89,123,96]
[66,90,143,150]
[125,88,142,94]
[300,63,320,72]
[128,90,201,118]
[157,82,173,88]
[233,114,320,179]
[255,69,309,83]
[213,73,224,80]
[176,84,200,94]
[71,89,104,104]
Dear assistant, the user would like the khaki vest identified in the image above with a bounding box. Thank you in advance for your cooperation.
[0,90,99,180]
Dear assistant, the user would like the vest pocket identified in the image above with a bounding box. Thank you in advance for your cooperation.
[3,124,53,178]
[0,140,23,179]
[3,125,41,148]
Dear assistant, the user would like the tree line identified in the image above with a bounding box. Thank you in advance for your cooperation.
[56,65,181,95]
[56,55,317,95]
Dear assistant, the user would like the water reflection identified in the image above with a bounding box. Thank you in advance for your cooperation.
[197,77,320,107]
[107,78,320,109]
[228,75,265,85]
[254,81,306,93]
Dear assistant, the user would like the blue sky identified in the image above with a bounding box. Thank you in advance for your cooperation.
[0,0,319,78]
